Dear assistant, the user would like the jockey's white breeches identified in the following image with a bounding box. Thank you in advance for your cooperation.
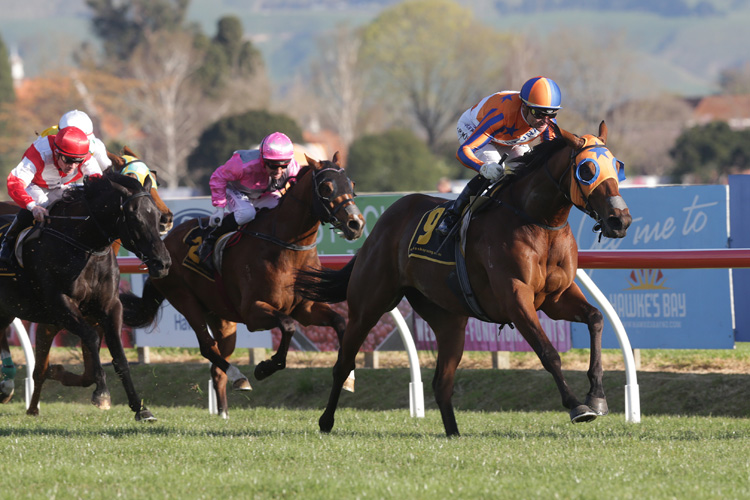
[225,187,279,225]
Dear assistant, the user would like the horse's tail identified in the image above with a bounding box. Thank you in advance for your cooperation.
[295,255,356,304]
[120,278,166,328]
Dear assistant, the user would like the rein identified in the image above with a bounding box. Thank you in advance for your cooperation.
[240,230,317,251]
[43,188,152,259]
[242,165,357,251]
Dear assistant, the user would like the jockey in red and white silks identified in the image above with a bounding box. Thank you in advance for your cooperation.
[41,109,112,171]
[7,127,101,214]
[1,126,101,264]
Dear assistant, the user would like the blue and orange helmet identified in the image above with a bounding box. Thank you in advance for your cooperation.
[520,76,562,111]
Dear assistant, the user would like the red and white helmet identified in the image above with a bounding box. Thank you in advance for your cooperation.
[54,126,90,158]
[59,109,94,137]
[260,132,294,162]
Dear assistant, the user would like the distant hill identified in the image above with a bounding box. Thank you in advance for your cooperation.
[2,0,749,98]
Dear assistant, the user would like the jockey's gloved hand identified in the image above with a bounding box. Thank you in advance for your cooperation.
[209,207,225,227]
[31,205,48,222]
[479,161,504,182]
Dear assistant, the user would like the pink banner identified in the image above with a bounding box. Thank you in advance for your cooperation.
[413,312,571,352]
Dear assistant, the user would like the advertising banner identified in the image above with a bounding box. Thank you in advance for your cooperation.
[569,185,733,349]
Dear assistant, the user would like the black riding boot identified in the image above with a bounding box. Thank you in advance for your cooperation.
[198,213,239,263]
[0,209,34,265]
[436,175,488,236]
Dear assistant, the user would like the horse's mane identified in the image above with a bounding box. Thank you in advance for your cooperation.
[59,169,144,205]
[504,137,568,181]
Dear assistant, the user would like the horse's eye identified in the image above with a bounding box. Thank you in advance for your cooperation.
[318,181,334,198]
[576,160,599,185]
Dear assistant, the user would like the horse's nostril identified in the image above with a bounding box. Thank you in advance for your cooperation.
[348,219,362,231]
[607,219,622,231]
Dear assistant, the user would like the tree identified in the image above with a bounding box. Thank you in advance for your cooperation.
[534,30,649,133]
[360,0,512,151]
[308,24,366,149]
[346,129,450,192]
[187,110,304,192]
[194,15,266,100]
[719,63,750,95]
[0,34,15,104]
[669,121,750,183]
[86,0,190,64]
[126,30,209,189]
[85,3,270,189]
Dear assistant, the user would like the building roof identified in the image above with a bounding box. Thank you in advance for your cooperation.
[691,94,750,130]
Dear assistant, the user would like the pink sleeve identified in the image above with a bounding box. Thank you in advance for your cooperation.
[209,154,244,208]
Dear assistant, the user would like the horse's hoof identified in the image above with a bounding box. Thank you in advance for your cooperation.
[254,360,284,381]
[220,411,228,420]
[135,408,157,422]
[585,396,609,416]
[342,377,355,393]
[319,414,334,433]
[570,405,598,423]
[233,377,252,391]
[92,392,112,411]
[26,407,39,417]
[0,379,14,404]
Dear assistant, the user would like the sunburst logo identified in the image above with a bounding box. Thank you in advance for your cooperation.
[625,269,669,290]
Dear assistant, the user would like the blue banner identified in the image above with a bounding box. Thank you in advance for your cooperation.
[571,185,733,349]
[729,175,750,342]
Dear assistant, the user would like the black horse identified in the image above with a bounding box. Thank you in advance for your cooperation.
[0,171,171,420]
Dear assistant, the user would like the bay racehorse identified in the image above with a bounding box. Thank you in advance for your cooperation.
[295,122,633,437]
[0,148,173,404]
[120,154,364,418]
[0,170,171,420]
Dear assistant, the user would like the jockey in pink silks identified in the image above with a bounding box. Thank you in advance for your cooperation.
[198,131,302,263]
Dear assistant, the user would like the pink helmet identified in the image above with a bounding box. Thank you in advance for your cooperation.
[260,132,294,162]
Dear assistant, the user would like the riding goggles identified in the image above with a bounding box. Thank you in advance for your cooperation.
[57,152,85,165]
[528,106,558,119]
[265,159,290,170]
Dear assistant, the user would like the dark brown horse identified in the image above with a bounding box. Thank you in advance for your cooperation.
[0,148,173,405]
[0,171,171,419]
[120,154,364,418]
[295,122,633,437]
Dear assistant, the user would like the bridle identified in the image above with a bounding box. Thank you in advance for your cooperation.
[310,166,358,233]
[544,143,601,219]
[542,140,616,235]
[44,186,155,262]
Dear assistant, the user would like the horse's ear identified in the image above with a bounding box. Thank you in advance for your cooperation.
[558,126,585,149]
[598,121,608,144]
[107,150,123,169]
[142,173,153,191]
[305,154,320,169]
[332,151,341,166]
[122,145,137,157]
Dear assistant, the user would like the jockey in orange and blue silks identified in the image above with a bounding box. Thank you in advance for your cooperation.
[436,76,562,236]
[198,132,302,263]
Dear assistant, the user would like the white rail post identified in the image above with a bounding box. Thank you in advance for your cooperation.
[388,307,425,418]
[11,319,35,410]
[576,270,641,423]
